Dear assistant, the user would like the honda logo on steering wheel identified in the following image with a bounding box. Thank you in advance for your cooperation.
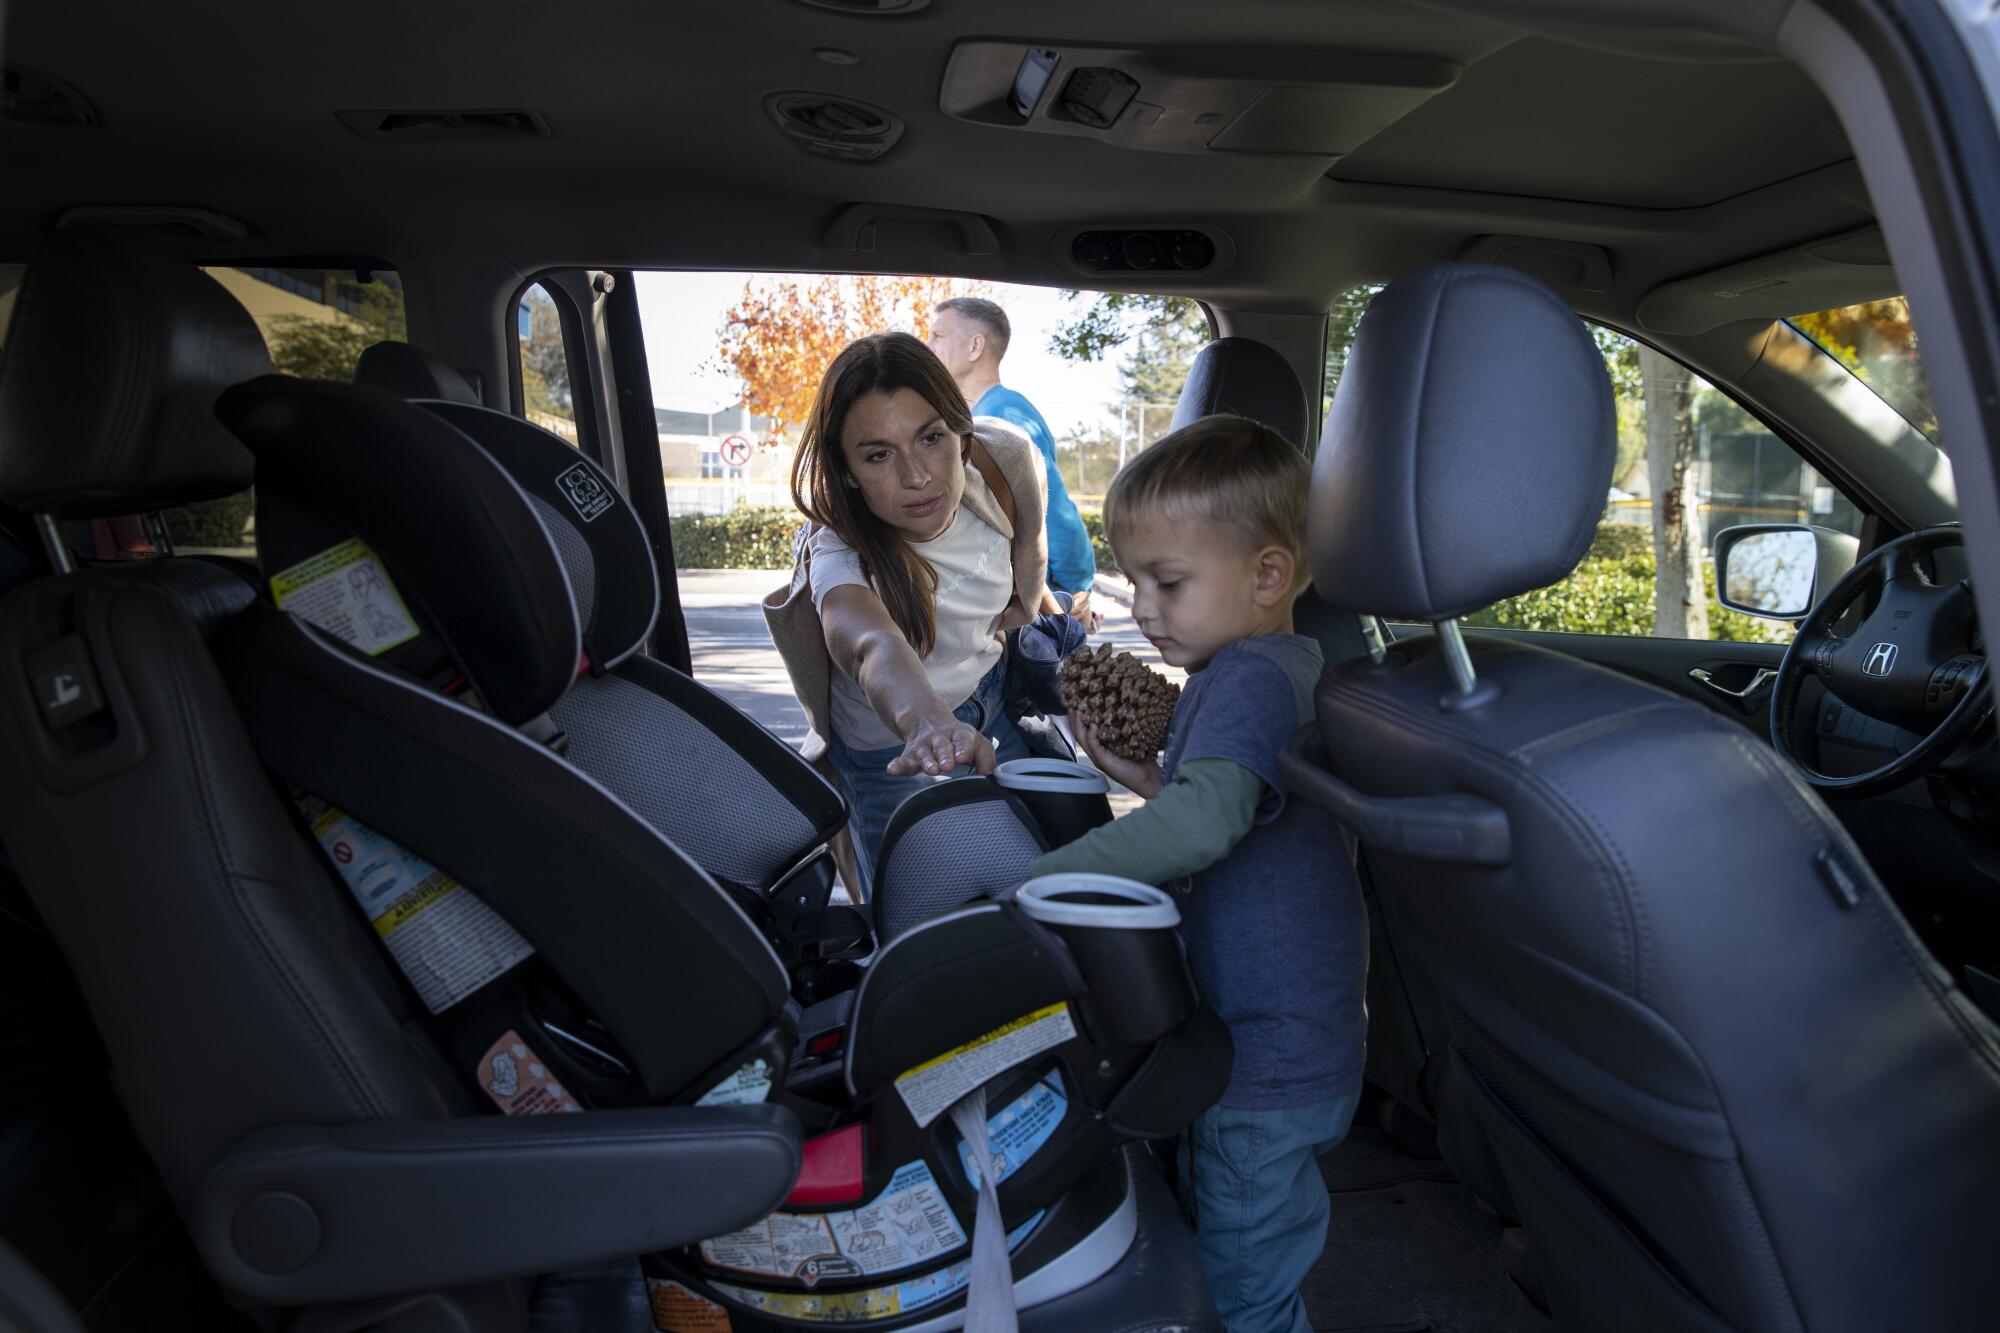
[1862,642,1900,677]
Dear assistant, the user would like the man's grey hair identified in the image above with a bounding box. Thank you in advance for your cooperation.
[937,296,1010,359]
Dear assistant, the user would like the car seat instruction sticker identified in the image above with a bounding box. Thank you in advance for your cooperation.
[705,1213,1041,1323]
[301,796,534,1014]
[893,1002,1077,1129]
[270,537,421,656]
[479,1029,582,1116]
[956,1078,1067,1189]
[700,1160,968,1283]
[645,1278,732,1332]
[695,1058,773,1107]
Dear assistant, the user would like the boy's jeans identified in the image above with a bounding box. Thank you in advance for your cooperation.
[1181,1088,1362,1333]
[825,659,1030,898]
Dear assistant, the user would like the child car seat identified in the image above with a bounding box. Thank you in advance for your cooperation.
[214,370,1236,1328]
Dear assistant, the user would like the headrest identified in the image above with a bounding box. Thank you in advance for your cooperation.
[412,402,659,671]
[354,340,481,405]
[1308,264,1614,620]
[0,228,270,517]
[1169,336,1308,446]
[218,376,581,725]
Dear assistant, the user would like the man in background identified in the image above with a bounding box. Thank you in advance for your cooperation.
[930,297,1098,625]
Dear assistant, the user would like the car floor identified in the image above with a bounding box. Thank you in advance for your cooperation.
[1305,1125,1553,1333]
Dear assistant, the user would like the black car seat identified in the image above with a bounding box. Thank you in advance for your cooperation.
[1288,261,2000,1330]
[211,364,1235,1328]
[353,346,864,972]
[781,775,1053,1077]
[1168,333,1472,1157]
[0,229,803,1333]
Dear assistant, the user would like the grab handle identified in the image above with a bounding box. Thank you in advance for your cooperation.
[1279,725,1512,867]
[823,204,1000,256]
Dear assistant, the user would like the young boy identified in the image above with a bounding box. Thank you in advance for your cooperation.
[1027,415,1366,1333]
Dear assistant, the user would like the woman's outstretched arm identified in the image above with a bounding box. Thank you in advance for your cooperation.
[821,583,998,776]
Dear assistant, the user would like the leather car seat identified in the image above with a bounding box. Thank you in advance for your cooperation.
[1289,261,2000,1330]
[1169,334,1467,1154]
[0,229,803,1333]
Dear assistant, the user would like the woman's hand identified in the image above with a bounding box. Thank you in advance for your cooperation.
[888,714,998,777]
[1074,716,1162,799]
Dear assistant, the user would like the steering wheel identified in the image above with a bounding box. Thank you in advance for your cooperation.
[1770,523,1991,798]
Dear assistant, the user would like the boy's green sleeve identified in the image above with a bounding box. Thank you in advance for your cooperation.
[1025,758,1265,886]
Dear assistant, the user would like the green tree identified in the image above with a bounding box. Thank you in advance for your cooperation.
[265,274,406,382]
[520,286,573,420]
[1322,284,1383,408]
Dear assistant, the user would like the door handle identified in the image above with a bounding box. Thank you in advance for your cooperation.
[1689,666,1776,700]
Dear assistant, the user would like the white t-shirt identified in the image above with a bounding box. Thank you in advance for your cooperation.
[810,482,1012,751]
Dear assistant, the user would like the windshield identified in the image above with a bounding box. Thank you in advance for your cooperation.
[1788,297,1938,443]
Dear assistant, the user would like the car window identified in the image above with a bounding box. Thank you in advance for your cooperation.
[631,272,1187,583]
[163,266,409,554]
[1466,324,1865,644]
[1789,296,1938,443]
[516,281,580,446]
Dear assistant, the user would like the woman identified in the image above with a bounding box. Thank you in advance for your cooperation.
[766,332,1058,894]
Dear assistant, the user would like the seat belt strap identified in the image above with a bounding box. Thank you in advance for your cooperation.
[948,1085,1019,1333]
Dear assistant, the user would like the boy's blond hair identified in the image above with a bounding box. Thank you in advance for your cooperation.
[1103,414,1311,587]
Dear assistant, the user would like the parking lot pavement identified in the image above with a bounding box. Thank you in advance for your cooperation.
[680,569,1183,816]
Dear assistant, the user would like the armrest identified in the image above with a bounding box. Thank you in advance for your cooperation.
[191,1105,800,1306]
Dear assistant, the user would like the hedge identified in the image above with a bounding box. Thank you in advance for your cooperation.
[1466,526,1789,643]
[164,490,256,548]
[670,505,802,570]
[1081,508,1117,576]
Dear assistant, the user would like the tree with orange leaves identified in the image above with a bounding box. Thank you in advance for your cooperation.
[711,274,981,445]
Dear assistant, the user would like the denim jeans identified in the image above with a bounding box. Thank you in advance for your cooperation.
[825,657,1030,898]
[1180,1088,1362,1333]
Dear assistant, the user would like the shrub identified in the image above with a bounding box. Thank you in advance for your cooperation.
[670,504,802,570]
[1079,507,1117,575]
[1466,523,1791,643]
[164,490,255,548]
[1585,522,1651,561]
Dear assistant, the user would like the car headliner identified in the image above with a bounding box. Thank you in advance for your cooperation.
[0,0,1877,329]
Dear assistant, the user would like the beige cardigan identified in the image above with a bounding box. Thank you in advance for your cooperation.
[764,419,1051,763]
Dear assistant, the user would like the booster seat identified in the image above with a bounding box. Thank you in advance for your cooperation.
[214,371,1234,1328]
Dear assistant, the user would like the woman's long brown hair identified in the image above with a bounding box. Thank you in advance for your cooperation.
[792,332,976,658]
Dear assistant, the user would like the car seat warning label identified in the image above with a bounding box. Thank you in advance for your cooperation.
[893,1002,1076,1128]
[301,797,533,1014]
[646,1278,731,1332]
[479,1030,581,1116]
[956,1078,1067,1189]
[705,1212,1040,1323]
[270,538,421,656]
[700,1160,967,1283]
[695,1058,773,1107]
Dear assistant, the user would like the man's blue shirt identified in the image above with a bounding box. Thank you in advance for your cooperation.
[972,384,1097,593]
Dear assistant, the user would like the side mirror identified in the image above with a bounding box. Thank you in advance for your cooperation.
[1713,523,1860,619]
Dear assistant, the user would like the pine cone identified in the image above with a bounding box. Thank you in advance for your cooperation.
[1059,643,1180,763]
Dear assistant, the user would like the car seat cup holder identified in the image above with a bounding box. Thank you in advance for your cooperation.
[1016,874,1195,1047]
[994,757,1114,848]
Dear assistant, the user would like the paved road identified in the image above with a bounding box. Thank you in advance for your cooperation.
[680,569,1182,811]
